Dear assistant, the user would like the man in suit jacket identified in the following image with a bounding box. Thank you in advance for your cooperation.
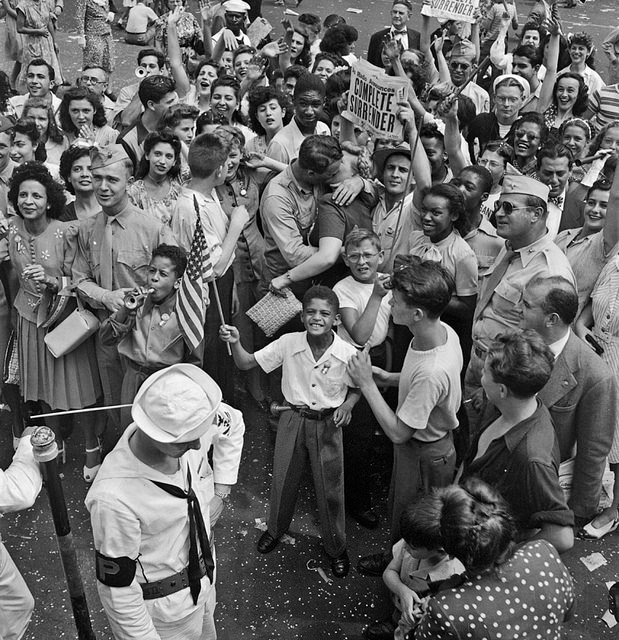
[521,276,616,526]
[366,0,421,68]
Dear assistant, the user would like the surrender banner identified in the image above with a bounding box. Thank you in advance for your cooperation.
[420,0,479,24]
[342,60,409,142]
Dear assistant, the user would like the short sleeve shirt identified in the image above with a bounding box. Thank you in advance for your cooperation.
[408,230,478,296]
[397,323,463,442]
[333,276,392,348]
[254,331,357,409]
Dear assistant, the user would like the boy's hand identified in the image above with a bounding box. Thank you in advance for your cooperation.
[372,273,391,298]
[219,323,240,343]
[372,365,389,385]
[347,348,374,390]
[333,404,352,427]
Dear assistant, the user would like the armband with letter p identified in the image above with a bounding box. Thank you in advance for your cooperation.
[96,550,137,587]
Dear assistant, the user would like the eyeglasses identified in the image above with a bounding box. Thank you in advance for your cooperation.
[514,130,540,142]
[449,62,470,71]
[80,75,105,86]
[493,201,531,215]
[346,252,380,263]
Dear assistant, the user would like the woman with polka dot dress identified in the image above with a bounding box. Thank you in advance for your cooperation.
[410,477,574,639]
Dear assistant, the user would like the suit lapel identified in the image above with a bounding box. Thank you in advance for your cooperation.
[539,336,579,407]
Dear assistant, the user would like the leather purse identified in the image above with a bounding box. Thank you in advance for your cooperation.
[44,294,100,358]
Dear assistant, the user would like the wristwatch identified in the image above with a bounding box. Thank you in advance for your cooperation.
[214,489,230,501]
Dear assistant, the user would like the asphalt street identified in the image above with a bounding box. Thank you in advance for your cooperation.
[0,0,618,638]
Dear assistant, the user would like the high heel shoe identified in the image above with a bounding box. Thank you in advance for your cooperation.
[83,445,102,484]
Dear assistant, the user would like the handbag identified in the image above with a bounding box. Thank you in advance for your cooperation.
[246,289,302,337]
[44,294,100,358]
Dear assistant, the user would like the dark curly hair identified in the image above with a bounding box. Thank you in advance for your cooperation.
[59,144,93,195]
[209,76,246,125]
[569,31,596,69]
[552,72,589,117]
[8,161,67,219]
[320,24,358,57]
[311,52,346,76]
[247,86,292,137]
[58,86,108,136]
[136,129,182,180]
[10,118,41,148]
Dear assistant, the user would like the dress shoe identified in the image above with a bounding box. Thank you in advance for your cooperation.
[364,619,396,640]
[330,551,350,578]
[350,509,379,529]
[357,551,391,577]
[257,531,280,554]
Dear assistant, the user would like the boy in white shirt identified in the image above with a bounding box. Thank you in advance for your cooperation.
[333,229,392,529]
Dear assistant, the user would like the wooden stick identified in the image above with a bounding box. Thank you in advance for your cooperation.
[211,279,232,356]
[31,403,133,419]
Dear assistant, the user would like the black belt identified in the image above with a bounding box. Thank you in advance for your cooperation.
[126,359,161,377]
[140,556,207,600]
[291,406,336,421]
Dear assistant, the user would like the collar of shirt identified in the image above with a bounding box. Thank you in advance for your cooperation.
[291,331,352,367]
[102,204,132,229]
[506,232,554,268]
[464,215,499,240]
[284,162,313,196]
[142,291,177,316]
[390,27,407,36]
[502,398,546,453]
[548,329,571,359]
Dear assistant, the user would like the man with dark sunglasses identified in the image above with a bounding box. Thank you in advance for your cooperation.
[446,40,490,116]
[464,175,575,400]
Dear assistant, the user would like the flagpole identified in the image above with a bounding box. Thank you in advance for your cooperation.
[210,279,232,356]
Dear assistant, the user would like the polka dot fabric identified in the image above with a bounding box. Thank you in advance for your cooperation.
[412,540,574,639]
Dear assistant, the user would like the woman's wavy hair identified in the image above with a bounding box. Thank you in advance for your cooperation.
[58,86,107,135]
[59,144,93,194]
[589,120,619,155]
[135,129,182,180]
[437,477,517,574]
[552,72,589,117]
[247,86,292,137]
[8,161,66,219]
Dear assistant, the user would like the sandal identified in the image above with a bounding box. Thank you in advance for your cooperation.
[578,510,619,539]
[83,445,102,484]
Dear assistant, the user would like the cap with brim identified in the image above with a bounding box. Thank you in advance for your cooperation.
[0,116,14,135]
[131,364,223,444]
[447,39,476,61]
[501,175,549,203]
[493,74,530,102]
[223,0,250,12]
[90,144,131,170]
[373,143,411,178]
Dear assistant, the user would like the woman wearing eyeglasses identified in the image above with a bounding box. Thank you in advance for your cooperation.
[508,112,547,176]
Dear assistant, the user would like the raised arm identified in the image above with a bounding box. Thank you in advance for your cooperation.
[444,97,468,176]
[400,102,432,209]
[538,11,561,113]
[167,8,191,99]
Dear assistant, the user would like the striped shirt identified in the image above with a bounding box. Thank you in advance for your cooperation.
[588,83,619,133]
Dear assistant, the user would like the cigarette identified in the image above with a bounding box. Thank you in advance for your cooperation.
[463,398,474,405]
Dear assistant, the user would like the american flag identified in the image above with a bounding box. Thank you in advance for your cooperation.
[176,195,213,352]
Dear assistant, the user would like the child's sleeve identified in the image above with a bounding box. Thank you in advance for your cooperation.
[98,311,136,347]
[397,371,446,431]
[253,335,287,373]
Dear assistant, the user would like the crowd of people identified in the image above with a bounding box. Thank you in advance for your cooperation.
[0,0,619,638]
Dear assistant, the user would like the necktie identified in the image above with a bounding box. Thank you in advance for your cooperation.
[151,468,215,605]
[474,248,518,322]
[100,216,114,291]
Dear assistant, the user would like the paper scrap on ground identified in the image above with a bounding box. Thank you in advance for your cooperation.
[579,552,607,572]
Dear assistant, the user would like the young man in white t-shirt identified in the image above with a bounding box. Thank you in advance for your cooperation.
[333,229,392,529]
[348,256,463,576]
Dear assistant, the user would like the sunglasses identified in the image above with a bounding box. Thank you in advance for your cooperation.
[493,201,531,215]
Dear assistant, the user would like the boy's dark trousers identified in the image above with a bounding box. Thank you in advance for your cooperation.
[267,408,346,558]
[343,342,387,515]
